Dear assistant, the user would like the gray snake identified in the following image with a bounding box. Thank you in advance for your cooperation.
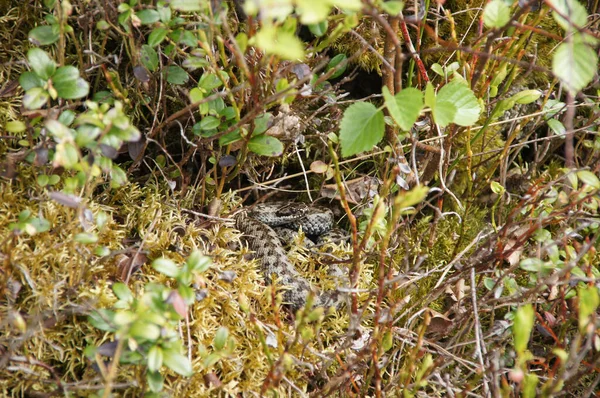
[234,202,345,311]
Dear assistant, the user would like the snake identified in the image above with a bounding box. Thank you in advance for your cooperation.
[234,202,346,311]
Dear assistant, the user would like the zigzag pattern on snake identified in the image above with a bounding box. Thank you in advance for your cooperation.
[234,202,345,311]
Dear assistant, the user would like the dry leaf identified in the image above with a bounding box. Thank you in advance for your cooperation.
[310,160,329,174]
[117,252,148,281]
[426,308,454,337]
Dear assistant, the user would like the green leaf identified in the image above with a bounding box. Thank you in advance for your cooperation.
[218,129,242,146]
[166,65,189,85]
[544,99,566,119]
[53,66,89,99]
[432,100,456,127]
[578,285,599,331]
[326,54,348,80]
[46,120,73,144]
[436,80,480,126]
[28,25,59,46]
[58,110,76,126]
[203,352,221,368]
[297,0,330,24]
[577,170,600,189]
[198,116,219,132]
[431,63,444,77]
[136,9,160,24]
[522,373,539,398]
[330,0,362,10]
[513,304,534,354]
[424,82,436,108]
[483,0,511,28]
[199,73,223,91]
[483,277,496,291]
[252,113,271,135]
[339,102,385,157]
[489,64,508,97]
[382,86,424,131]
[186,250,211,273]
[380,1,404,16]
[88,309,115,331]
[396,185,429,209]
[178,285,195,304]
[5,121,26,133]
[74,232,99,244]
[18,210,32,222]
[248,135,284,156]
[147,346,164,372]
[382,330,393,351]
[510,89,541,105]
[96,19,110,30]
[170,0,205,12]
[147,370,164,393]
[118,8,132,32]
[553,41,597,94]
[158,6,171,23]
[236,32,248,53]
[308,21,328,37]
[55,142,79,168]
[547,119,565,136]
[152,258,180,278]
[27,217,51,234]
[19,71,46,90]
[83,345,97,359]
[519,257,545,272]
[27,48,56,80]
[532,228,551,243]
[220,107,236,121]
[148,27,168,47]
[549,0,588,30]
[207,97,225,113]
[253,25,304,61]
[213,327,229,351]
[130,321,161,340]
[112,282,133,302]
[182,56,209,70]
[189,87,204,105]
[179,30,198,47]
[23,87,50,110]
[141,44,159,72]
[163,349,193,376]
[490,181,505,195]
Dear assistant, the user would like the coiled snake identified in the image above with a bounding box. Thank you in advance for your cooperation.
[234,202,346,311]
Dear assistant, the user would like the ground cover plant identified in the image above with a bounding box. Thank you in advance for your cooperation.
[0,0,599,396]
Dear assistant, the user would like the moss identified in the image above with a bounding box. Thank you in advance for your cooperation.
[1,173,382,395]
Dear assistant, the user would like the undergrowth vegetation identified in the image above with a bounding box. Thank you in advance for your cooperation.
[0,0,599,396]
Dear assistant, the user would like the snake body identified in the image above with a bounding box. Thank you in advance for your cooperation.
[234,202,344,311]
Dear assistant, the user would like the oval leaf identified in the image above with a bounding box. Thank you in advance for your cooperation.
[552,41,597,94]
[483,0,511,28]
[383,86,424,131]
[163,349,193,376]
[27,48,56,79]
[436,80,480,126]
[141,45,159,72]
[148,27,168,47]
[136,9,160,25]
[339,102,385,157]
[29,25,59,46]
[53,66,89,99]
[152,258,180,277]
[23,87,50,110]
[166,65,189,85]
[248,135,284,157]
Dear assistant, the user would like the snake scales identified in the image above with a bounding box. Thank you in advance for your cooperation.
[234,202,346,311]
